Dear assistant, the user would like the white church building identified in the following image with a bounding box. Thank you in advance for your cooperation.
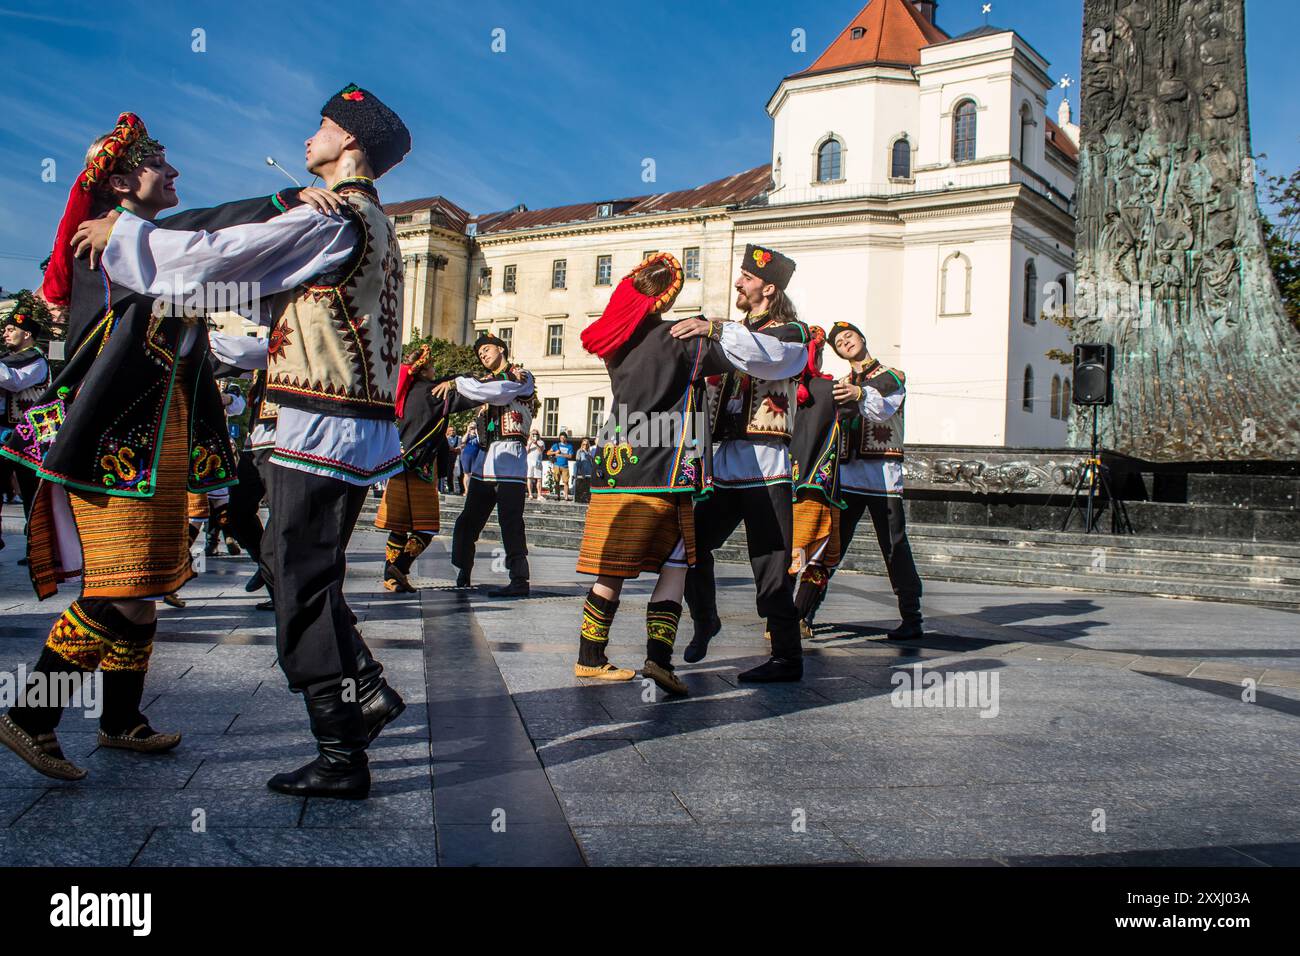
[390,0,1080,447]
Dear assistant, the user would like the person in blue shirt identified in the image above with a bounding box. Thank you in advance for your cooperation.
[547,431,574,501]
[459,424,479,496]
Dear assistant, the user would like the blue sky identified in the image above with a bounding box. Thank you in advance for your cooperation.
[1,0,1296,291]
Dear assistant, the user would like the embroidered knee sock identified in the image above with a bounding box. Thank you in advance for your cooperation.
[796,565,831,620]
[645,600,683,668]
[8,599,125,735]
[578,591,619,667]
[395,531,432,575]
[384,532,407,572]
[100,618,156,735]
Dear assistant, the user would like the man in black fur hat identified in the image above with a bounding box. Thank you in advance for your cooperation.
[434,332,536,597]
[0,293,51,553]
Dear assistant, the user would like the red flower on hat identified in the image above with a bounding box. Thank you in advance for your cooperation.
[752,249,772,269]
[343,90,365,101]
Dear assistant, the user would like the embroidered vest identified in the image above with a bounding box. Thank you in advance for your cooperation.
[839,359,906,461]
[708,316,807,444]
[265,181,403,419]
[2,350,51,427]
[475,366,535,446]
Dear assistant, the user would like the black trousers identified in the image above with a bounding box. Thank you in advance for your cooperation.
[223,452,266,563]
[839,493,922,623]
[684,483,801,658]
[451,477,528,584]
[0,455,37,523]
[263,464,370,692]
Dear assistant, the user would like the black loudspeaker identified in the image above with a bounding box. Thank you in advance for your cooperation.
[1073,343,1114,407]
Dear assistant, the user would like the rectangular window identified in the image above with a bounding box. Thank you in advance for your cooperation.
[684,247,701,280]
[642,250,657,262]
[552,259,567,289]
[543,398,559,437]
[595,255,612,286]
[498,327,512,353]
[547,323,564,356]
[479,267,492,295]
[503,264,517,293]
[587,397,605,438]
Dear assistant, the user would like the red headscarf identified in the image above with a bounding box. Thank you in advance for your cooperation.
[42,112,153,309]
[395,344,433,418]
[580,253,683,360]
[797,325,832,406]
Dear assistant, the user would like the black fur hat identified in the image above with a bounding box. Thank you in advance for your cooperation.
[320,83,411,178]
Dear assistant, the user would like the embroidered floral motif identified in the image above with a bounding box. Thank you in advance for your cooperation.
[601,441,636,477]
[24,399,65,445]
[100,446,138,485]
[267,322,293,362]
[190,445,223,482]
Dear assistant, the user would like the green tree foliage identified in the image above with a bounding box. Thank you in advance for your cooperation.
[1258,156,1300,332]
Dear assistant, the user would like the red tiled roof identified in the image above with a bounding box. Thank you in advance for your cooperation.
[1045,117,1078,163]
[477,165,772,235]
[383,195,472,233]
[798,0,949,77]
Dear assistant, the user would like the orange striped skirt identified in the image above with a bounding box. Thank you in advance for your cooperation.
[66,376,195,599]
[577,492,695,578]
[375,469,440,533]
[791,490,841,571]
[186,491,209,521]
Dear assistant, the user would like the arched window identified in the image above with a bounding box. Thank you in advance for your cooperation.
[940,251,972,315]
[890,137,911,179]
[1050,375,1062,419]
[953,100,977,163]
[817,138,842,182]
[1023,259,1037,325]
[1019,102,1034,165]
[1022,366,1034,412]
[1062,377,1072,412]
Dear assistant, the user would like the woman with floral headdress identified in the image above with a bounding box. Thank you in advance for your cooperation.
[376,343,452,593]
[571,253,813,696]
[0,113,337,781]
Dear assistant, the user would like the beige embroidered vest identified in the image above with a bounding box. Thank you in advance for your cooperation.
[265,182,403,419]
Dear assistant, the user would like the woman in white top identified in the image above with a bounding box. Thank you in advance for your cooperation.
[525,430,545,501]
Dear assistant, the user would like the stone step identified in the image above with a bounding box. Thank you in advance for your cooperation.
[398,498,1300,563]
[425,503,1300,608]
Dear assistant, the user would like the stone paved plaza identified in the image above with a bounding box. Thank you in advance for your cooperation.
[1,507,1298,867]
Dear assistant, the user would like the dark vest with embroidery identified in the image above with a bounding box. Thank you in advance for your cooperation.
[1,348,51,428]
[592,320,734,497]
[791,375,844,507]
[0,192,298,497]
[838,359,906,462]
[265,180,403,420]
[708,314,808,445]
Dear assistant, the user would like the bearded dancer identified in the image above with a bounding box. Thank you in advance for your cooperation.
[377,344,451,594]
[681,245,809,683]
[0,113,324,781]
[435,333,535,598]
[75,86,412,799]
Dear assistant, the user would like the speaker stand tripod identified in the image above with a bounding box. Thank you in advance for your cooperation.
[1061,405,1134,535]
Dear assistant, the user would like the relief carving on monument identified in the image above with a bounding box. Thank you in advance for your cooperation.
[1075,0,1299,461]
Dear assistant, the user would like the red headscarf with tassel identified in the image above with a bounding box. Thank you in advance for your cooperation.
[580,253,683,360]
[395,344,433,418]
[797,325,832,406]
[42,113,156,310]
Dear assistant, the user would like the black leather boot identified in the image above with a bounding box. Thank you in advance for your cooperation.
[738,656,804,683]
[267,684,370,800]
[353,644,405,742]
[682,616,720,664]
